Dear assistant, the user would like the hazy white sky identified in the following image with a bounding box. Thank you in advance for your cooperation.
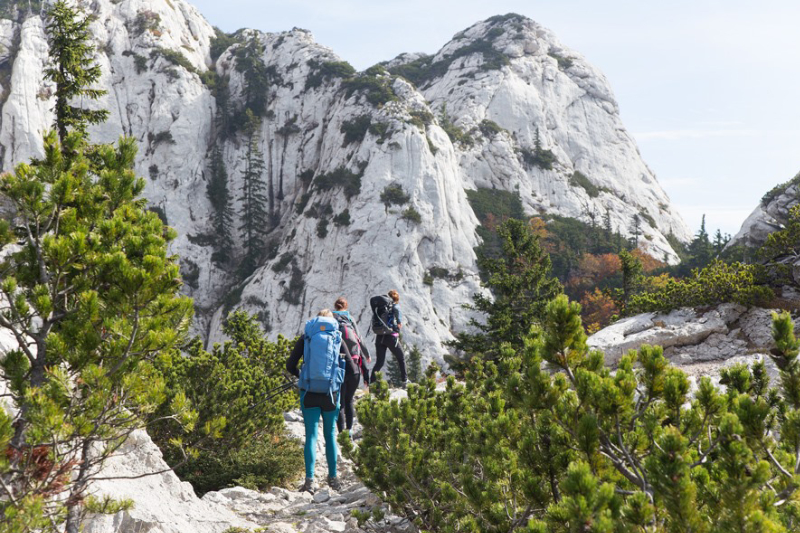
[191,0,800,237]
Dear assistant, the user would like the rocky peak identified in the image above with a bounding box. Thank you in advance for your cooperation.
[730,172,799,249]
[0,1,689,363]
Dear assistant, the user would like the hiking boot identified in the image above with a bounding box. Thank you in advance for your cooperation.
[327,476,343,491]
[300,477,318,494]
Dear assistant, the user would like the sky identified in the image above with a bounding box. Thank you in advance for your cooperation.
[191,0,800,237]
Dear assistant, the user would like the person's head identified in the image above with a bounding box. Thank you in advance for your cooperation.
[318,309,333,317]
[388,289,400,303]
[334,297,348,311]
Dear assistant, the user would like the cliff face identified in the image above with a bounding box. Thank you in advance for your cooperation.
[0,1,690,361]
[730,173,799,249]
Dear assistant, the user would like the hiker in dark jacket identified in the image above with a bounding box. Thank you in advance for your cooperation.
[332,296,371,433]
[286,309,357,494]
[370,289,408,386]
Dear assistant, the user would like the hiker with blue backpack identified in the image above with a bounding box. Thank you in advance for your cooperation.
[369,289,408,387]
[332,296,371,433]
[286,309,357,493]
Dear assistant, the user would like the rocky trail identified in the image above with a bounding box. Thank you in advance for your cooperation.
[83,389,413,533]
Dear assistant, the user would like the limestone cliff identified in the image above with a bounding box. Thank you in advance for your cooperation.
[0,1,690,361]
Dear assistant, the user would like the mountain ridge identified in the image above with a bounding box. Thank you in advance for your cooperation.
[0,0,690,363]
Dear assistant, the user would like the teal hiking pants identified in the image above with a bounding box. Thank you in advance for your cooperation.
[300,391,340,479]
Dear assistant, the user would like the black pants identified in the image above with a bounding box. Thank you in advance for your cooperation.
[337,372,361,432]
[370,335,407,383]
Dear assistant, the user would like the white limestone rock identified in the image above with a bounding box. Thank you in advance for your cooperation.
[0,2,690,368]
[82,429,259,533]
[589,301,800,387]
[730,181,799,249]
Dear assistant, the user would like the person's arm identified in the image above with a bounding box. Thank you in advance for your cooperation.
[394,305,403,329]
[286,337,304,378]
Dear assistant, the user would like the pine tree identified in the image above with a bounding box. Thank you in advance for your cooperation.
[617,248,643,315]
[0,132,194,533]
[207,146,234,263]
[238,111,270,275]
[383,354,402,386]
[628,213,641,249]
[406,344,423,383]
[447,218,562,367]
[347,298,800,532]
[686,214,713,269]
[712,228,729,256]
[44,1,109,144]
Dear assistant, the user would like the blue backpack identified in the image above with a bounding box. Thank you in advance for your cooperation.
[299,316,345,397]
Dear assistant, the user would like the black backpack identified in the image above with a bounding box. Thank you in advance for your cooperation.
[334,313,363,368]
[370,295,396,335]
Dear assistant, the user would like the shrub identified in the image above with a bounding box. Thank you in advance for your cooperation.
[761,171,800,206]
[271,252,293,273]
[315,166,364,200]
[210,27,239,61]
[388,39,509,88]
[150,312,300,495]
[569,170,599,198]
[520,145,556,170]
[133,10,161,36]
[305,59,356,90]
[276,115,300,136]
[548,51,574,69]
[439,105,473,147]
[133,53,148,73]
[295,192,311,214]
[345,299,800,532]
[316,218,329,238]
[380,184,410,207]
[342,73,398,107]
[151,48,197,74]
[465,187,525,223]
[298,169,315,185]
[479,119,505,137]
[402,207,422,224]
[304,202,333,219]
[627,259,773,314]
[423,273,433,286]
[368,121,392,144]
[340,114,372,146]
[149,130,175,146]
[333,209,351,226]
[148,164,159,180]
[408,108,434,130]
[640,210,657,229]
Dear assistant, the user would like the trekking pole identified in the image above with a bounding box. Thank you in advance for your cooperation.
[248,376,298,410]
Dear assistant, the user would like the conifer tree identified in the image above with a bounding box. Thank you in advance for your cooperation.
[628,213,641,249]
[348,298,800,532]
[406,344,423,383]
[686,214,713,269]
[447,218,562,367]
[617,248,643,315]
[45,1,109,144]
[207,146,234,263]
[238,111,270,274]
[0,132,194,533]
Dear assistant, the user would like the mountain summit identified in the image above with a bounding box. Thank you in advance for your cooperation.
[0,1,690,361]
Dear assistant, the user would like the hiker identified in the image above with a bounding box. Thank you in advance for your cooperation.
[332,296,371,433]
[286,309,357,493]
[369,289,408,387]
